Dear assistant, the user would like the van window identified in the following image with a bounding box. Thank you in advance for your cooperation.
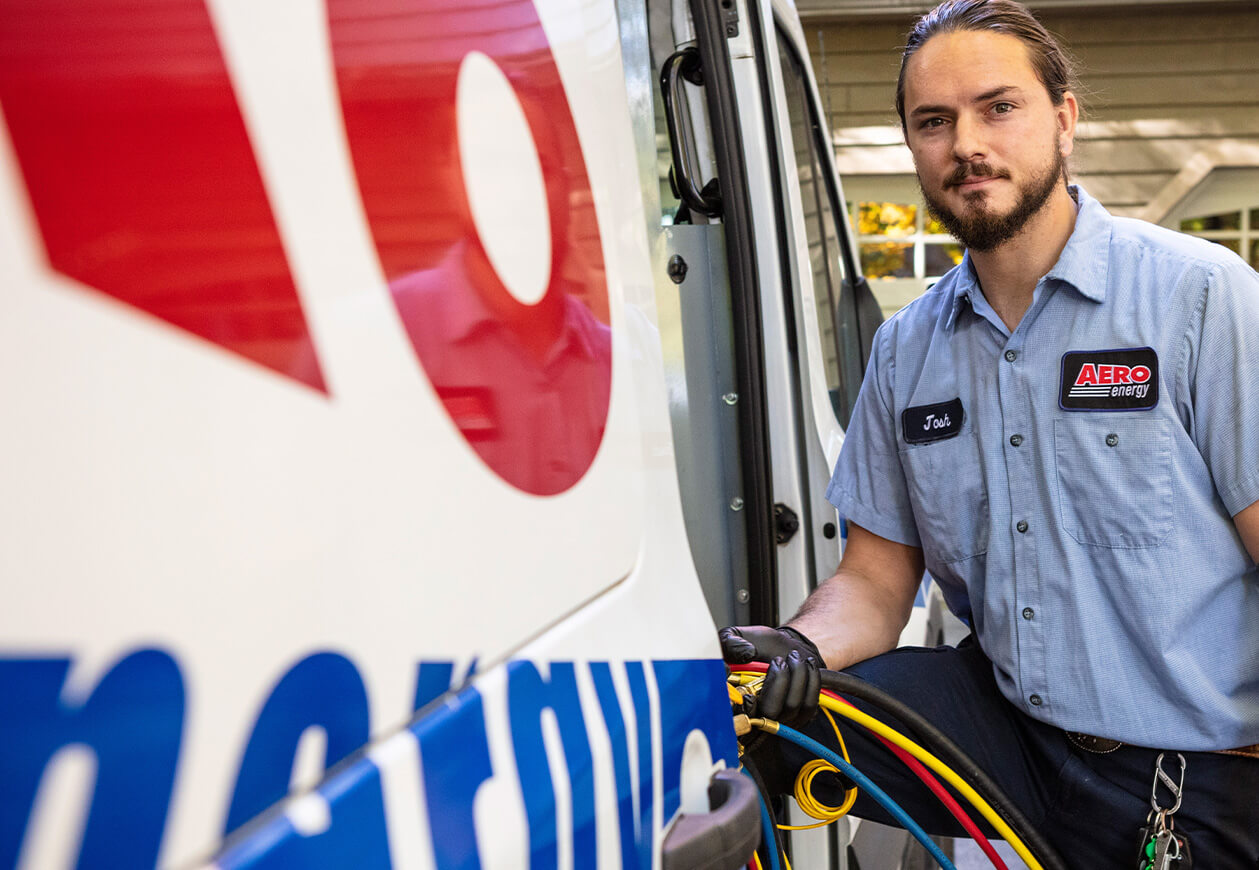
[775,28,864,428]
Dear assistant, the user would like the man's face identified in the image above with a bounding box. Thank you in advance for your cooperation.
[902,29,1076,252]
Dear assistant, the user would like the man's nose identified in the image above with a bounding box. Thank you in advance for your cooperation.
[951,113,986,162]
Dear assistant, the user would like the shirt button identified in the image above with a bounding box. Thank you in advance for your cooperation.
[1004,350,1018,362]
[1022,607,1034,620]
[1009,434,1024,447]
[1016,520,1029,533]
[1029,694,1043,707]
[1106,433,1119,447]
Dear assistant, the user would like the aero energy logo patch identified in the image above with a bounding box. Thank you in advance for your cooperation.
[1059,347,1159,411]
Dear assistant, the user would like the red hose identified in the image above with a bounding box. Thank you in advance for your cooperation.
[730,663,1009,870]
[822,689,1009,870]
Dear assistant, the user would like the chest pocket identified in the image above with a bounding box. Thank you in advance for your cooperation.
[900,430,989,563]
[1054,417,1173,548]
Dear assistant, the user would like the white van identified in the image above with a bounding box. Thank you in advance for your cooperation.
[0,0,920,866]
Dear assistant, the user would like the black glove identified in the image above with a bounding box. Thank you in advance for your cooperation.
[719,625,822,728]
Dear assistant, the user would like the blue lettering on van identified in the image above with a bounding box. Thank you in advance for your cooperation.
[625,661,657,869]
[413,659,478,713]
[0,653,737,868]
[0,650,183,870]
[590,662,643,869]
[655,659,735,820]
[413,661,457,712]
[415,682,494,870]
[507,661,597,869]
[216,753,391,870]
[225,652,375,834]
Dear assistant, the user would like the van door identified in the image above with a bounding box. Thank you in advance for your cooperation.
[618,0,783,634]
[637,0,888,865]
[627,0,881,632]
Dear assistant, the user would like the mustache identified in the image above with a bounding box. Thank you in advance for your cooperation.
[946,163,1008,188]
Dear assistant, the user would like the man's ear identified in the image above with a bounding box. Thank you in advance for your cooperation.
[1057,90,1079,158]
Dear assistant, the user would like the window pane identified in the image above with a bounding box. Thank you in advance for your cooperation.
[1251,239,1259,269]
[924,243,965,276]
[861,242,914,279]
[1181,212,1241,232]
[859,201,917,238]
[1210,238,1241,255]
[1251,209,1259,231]
[783,89,840,399]
[924,214,951,235]
[778,30,865,429]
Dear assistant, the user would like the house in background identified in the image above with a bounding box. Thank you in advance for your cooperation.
[797,0,1259,317]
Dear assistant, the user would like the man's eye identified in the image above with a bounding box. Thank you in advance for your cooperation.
[992,102,1014,114]
[920,117,945,129]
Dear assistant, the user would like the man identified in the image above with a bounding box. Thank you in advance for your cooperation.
[722,0,1259,864]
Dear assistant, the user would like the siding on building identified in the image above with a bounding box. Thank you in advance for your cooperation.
[807,3,1259,219]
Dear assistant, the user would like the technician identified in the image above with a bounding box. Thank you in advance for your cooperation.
[722,0,1259,864]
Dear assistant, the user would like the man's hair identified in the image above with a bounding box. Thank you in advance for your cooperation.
[895,0,1078,132]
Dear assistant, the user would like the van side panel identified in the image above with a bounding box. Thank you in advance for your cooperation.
[0,0,737,865]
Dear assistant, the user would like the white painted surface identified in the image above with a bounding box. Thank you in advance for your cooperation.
[0,0,714,864]
[457,50,553,306]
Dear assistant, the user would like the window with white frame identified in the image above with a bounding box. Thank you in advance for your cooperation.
[1163,168,1259,270]
[853,200,963,282]
[843,177,964,319]
[1177,208,1259,268]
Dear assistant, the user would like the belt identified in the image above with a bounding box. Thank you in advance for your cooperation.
[1067,731,1259,760]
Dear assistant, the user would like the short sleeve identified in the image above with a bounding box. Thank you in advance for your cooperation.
[1187,257,1259,516]
[825,321,921,547]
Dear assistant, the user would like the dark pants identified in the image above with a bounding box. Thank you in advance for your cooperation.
[751,638,1259,867]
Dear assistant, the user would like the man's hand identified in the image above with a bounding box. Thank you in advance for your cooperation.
[719,625,821,728]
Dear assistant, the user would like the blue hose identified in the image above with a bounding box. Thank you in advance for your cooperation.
[743,767,782,870]
[772,722,958,870]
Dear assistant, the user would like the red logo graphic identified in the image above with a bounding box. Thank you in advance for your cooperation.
[1,0,610,495]
[1073,364,1151,387]
[329,0,612,496]
[0,0,325,392]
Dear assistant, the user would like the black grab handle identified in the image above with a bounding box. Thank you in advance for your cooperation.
[661,768,761,870]
[660,46,722,218]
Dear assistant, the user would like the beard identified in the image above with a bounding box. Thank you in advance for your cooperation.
[920,145,1066,253]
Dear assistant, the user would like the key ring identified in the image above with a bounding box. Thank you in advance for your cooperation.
[1154,808,1175,834]
[1150,752,1186,816]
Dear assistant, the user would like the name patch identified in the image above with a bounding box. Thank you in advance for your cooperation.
[1059,347,1159,411]
[903,398,964,444]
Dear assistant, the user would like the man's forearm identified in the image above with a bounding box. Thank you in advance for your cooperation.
[784,568,915,671]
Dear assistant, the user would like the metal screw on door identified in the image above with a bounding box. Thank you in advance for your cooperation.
[667,255,688,284]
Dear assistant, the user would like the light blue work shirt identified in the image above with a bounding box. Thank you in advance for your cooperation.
[827,186,1259,750]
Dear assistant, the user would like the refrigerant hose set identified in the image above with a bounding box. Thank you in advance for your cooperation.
[727,660,1070,870]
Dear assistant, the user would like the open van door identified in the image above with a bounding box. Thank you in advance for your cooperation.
[633,0,887,864]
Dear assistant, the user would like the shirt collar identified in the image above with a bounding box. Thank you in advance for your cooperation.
[944,254,982,331]
[944,184,1112,331]
[1043,185,1111,303]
